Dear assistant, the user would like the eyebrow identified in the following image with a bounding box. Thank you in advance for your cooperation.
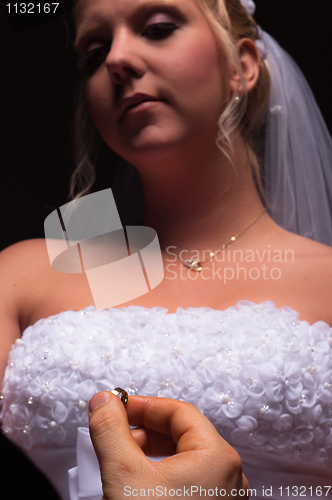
[74,20,109,53]
[73,0,181,53]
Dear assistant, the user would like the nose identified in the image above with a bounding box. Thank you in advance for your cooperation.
[106,29,145,85]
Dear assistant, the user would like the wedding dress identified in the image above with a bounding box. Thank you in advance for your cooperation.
[1,301,332,500]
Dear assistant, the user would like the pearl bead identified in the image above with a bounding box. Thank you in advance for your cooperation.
[219,393,230,404]
[173,347,182,358]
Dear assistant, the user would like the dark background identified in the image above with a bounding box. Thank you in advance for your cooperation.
[0,1,331,498]
[0,0,332,252]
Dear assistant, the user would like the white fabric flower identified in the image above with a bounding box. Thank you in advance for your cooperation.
[0,301,331,467]
[240,0,256,16]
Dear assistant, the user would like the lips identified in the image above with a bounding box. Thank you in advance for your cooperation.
[120,93,160,118]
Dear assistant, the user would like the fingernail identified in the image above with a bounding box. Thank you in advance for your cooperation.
[89,392,111,413]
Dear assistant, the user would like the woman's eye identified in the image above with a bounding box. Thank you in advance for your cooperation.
[144,22,178,39]
[79,46,110,73]
[87,47,109,64]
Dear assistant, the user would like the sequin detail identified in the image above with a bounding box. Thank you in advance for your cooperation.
[0,301,331,468]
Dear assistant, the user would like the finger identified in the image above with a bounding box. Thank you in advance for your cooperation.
[89,392,155,491]
[126,396,225,453]
[242,473,250,491]
[131,427,177,456]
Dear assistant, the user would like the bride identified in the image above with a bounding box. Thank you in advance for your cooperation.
[1,0,332,499]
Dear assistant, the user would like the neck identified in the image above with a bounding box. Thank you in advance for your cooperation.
[139,135,266,255]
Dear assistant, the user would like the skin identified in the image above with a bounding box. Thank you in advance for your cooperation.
[73,0,265,254]
[89,393,250,500]
[0,0,332,385]
[75,0,232,162]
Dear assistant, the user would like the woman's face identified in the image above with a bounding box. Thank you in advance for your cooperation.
[74,0,233,166]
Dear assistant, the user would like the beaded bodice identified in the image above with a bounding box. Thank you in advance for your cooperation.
[1,301,332,469]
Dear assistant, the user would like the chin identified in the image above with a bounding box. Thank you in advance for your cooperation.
[112,125,186,164]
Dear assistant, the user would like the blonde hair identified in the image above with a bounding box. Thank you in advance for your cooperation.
[68,0,270,202]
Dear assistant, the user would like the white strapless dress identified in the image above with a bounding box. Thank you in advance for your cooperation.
[1,301,332,500]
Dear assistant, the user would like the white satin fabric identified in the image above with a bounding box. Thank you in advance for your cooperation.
[24,426,332,500]
[68,429,332,500]
[68,427,102,500]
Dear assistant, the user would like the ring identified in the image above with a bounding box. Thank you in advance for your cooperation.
[110,387,128,407]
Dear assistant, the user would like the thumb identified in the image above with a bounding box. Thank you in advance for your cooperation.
[89,391,148,496]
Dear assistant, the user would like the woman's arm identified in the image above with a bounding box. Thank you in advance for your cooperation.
[0,240,40,384]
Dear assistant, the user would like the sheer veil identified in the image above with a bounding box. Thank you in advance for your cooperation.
[261,31,332,246]
[235,0,332,245]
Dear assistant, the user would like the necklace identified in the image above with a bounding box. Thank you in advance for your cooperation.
[169,208,267,272]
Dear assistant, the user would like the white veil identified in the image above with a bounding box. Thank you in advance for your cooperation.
[262,31,332,245]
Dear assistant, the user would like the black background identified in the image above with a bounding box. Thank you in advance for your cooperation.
[0,1,331,498]
[0,0,331,252]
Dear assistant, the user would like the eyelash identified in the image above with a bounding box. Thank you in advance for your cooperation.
[77,22,178,71]
[77,47,109,71]
[144,22,178,39]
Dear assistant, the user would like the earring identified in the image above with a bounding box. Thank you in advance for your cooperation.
[234,94,241,103]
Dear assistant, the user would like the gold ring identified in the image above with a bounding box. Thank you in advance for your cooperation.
[110,387,128,407]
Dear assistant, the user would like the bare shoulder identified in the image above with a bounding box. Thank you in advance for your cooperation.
[0,238,52,382]
[275,227,332,323]
[290,232,332,293]
[276,228,332,263]
[0,238,52,286]
[0,238,70,320]
[0,237,49,263]
[0,238,51,320]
